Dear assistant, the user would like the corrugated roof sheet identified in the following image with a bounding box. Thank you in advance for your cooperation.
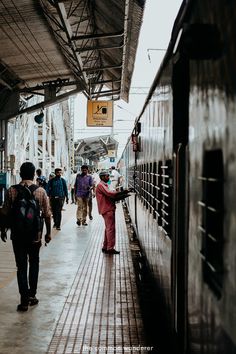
[0,0,146,102]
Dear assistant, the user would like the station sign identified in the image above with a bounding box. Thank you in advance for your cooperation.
[108,150,116,157]
[87,100,113,127]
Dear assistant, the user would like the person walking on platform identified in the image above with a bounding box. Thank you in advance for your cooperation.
[46,167,68,230]
[69,169,77,204]
[74,165,95,226]
[96,171,129,255]
[110,166,121,191]
[0,162,51,312]
[36,168,47,189]
[87,187,94,220]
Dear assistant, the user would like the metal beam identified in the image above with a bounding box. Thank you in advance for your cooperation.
[120,0,131,99]
[84,64,122,72]
[0,78,12,90]
[76,42,124,53]
[56,2,90,89]
[91,89,120,98]
[4,88,82,120]
[72,30,124,41]
[90,78,121,86]
[19,80,82,93]
[91,88,120,95]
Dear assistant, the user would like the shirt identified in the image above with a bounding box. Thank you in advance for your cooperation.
[92,172,100,187]
[110,169,121,182]
[46,176,68,198]
[69,173,77,188]
[2,180,51,218]
[75,174,93,198]
[96,181,118,215]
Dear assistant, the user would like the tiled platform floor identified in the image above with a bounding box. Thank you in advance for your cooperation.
[0,202,154,354]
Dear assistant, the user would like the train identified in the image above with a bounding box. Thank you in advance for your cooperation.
[118,0,236,353]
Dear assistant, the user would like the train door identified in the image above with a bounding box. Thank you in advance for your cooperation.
[171,56,189,353]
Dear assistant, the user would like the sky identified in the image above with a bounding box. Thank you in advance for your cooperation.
[74,0,183,161]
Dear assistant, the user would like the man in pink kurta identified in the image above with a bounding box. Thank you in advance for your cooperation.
[95,171,120,254]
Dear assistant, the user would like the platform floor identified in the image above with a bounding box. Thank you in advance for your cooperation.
[0,201,154,354]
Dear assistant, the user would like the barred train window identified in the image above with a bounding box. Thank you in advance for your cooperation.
[157,161,162,225]
[199,149,224,299]
[152,162,157,218]
[137,160,172,238]
[160,160,172,237]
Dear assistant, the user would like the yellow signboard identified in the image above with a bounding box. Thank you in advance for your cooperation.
[108,150,116,157]
[87,100,113,127]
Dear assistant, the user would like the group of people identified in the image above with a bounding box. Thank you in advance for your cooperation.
[0,161,129,312]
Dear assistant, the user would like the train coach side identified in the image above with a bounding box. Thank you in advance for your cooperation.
[119,0,236,353]
[187,1,236,353]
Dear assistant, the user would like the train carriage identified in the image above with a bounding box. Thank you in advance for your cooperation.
[119,1,236,353]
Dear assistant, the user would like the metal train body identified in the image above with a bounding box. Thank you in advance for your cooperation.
[119,1,236,353]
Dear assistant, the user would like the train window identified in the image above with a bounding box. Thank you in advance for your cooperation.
[129,165,135,191]
[161,160,172,237]
[147,163,151,211]
[145,163,149,210]
[141,164,144,204]
[199,149,224,299]
[152,162,157,219]
[157,161,163,225]
[150,162,154,214]
[135,165,141,196]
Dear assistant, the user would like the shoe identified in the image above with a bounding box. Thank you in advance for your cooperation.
[82,222,88,226]
[106,249,120,255]
[53,224,56,228]
[56,227,61,230]
[102,248,108,253]
[29,296,39,306]
[17,304,28,312]
[76,220,81,226]
[89,216,93,220]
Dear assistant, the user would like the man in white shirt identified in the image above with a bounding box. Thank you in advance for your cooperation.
[69,170,77,204]
[110,166,121,191]
[92,169,100,187]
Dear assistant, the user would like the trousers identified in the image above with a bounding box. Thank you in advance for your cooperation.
[50,196,65,227]
[76,197,89,222]
[102,210,116,250]
[12,240,41,304]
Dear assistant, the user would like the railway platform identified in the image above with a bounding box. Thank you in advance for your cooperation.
[0,201,155,354]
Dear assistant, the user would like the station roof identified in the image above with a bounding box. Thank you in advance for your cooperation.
[75,135,118,161]
[0,0,146,104]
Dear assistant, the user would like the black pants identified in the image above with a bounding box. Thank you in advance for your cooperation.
[88,196,92,217]
[71,188,75,203]
[12,240,41,304]
[50,196,65,227]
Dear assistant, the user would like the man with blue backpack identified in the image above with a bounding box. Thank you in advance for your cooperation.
[0,162,51,312]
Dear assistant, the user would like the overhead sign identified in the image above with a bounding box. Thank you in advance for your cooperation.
[108,150,116,157]
[87,100,113,127]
